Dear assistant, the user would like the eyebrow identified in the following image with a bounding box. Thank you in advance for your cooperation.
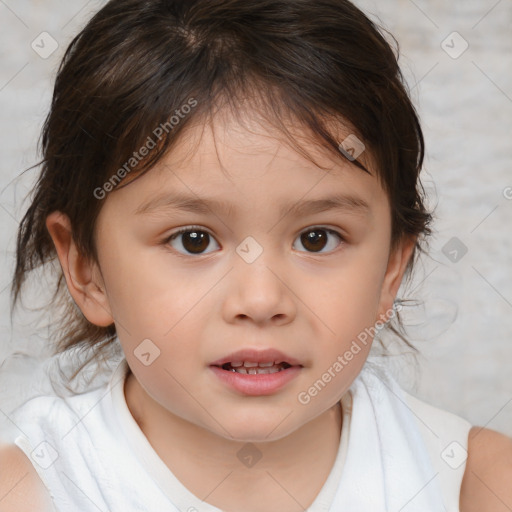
[135,192,371,218]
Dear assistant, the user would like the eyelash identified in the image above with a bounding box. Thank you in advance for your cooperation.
[163,225,346,256]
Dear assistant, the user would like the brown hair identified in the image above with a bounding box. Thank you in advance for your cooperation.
[12,0,432,380]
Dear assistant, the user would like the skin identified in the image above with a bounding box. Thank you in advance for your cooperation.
[460,428,512,511]
[0,443,55,512]
[40,106,512,512]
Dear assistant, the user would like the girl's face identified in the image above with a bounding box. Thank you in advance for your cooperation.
[90,109,413,441]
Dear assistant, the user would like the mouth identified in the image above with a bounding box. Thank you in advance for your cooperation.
[209,347,303,371]
[209,356,303,395]
[215,361,294,375]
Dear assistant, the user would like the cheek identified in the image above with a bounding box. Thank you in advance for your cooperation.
[304,250,388,394]
[97,234,198,333]
[124,349,202,425]
[314,253,387,338]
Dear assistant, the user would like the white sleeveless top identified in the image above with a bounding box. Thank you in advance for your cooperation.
[11,357,472,512]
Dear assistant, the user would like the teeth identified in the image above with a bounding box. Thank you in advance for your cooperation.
[219,360,294,374]
[237,361,288,368]
[231,366,283,375]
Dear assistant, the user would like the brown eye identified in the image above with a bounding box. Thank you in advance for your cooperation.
[168,228,220,255]
[295,228,343,253]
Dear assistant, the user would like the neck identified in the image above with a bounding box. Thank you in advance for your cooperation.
[124,370,343,511]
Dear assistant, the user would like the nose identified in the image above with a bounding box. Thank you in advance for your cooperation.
[221,252,297,327]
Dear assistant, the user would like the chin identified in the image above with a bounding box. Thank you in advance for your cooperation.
[213,416,300,444]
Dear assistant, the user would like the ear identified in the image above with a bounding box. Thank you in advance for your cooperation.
[45,211,114,327]
[376,235,417,323]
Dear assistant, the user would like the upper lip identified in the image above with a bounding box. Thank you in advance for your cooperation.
[210,348,303,367]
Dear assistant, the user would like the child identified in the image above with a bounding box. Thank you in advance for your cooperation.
[1,0,511,510]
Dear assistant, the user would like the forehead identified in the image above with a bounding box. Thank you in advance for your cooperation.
[108,105,388,218]
[167,105,375,174]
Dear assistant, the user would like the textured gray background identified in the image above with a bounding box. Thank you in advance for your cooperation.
[0,0,511,439]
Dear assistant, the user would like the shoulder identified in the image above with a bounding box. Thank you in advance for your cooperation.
[460,426,512,512]
[0,442,54,511]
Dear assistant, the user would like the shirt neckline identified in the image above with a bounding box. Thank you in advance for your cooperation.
[108,358,352,511]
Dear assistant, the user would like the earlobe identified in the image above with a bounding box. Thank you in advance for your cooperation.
[376,236,416,323]
[45,211,114,327]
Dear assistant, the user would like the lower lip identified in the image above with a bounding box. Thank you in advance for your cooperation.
[209,365,302,396]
